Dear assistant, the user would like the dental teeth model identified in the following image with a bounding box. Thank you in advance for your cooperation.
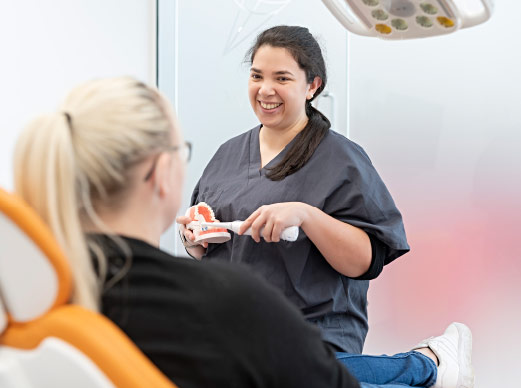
[185,202,231,244]
[186,202,299,243]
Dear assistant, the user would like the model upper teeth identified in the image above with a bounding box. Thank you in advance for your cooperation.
[260,102,282,109]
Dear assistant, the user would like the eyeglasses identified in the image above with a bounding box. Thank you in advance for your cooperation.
[143,141,192,182]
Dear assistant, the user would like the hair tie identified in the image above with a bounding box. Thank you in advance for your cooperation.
[63,112,72,128]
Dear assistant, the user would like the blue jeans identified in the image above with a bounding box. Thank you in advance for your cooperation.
[336,351,437,388]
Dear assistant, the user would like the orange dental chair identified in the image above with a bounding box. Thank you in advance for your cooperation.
[0,188,177,388]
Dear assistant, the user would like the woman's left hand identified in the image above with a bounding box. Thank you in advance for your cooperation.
[239,202,311,243]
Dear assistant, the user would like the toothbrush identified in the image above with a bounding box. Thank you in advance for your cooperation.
[200,221,299,242]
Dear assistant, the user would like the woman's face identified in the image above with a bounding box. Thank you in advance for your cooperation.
[248,45,319,132]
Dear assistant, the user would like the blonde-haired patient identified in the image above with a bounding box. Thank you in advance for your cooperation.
[14,76,473,388]
[15,78,183,310]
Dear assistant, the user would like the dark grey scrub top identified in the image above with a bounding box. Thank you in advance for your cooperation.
[191,125,409,353]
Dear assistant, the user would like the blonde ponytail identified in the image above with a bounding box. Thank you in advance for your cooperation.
[14,77,174,311]
[14,113,99,309]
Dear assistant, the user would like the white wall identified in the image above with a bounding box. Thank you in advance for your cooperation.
[0,0,155,190]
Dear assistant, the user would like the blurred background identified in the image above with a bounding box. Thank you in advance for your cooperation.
[1,1,519,386]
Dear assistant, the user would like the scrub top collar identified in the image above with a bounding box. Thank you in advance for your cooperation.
[249,124,301,179]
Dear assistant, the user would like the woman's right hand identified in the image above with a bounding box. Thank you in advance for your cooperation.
[176,215,208,260]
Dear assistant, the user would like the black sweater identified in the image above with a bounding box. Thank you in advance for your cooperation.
[97,235,359,388]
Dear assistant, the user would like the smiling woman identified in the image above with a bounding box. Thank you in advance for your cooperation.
[246,26,329,179]
[249,45,323,168]
[178,25,410,355]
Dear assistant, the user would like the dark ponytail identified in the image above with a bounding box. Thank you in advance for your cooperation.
[246,25,331,181]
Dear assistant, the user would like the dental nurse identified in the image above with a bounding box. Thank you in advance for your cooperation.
[178,25,409,354]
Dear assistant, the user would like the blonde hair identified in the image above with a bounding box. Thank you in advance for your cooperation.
[14,77,174,311]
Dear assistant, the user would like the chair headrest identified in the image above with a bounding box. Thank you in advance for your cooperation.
[0,188,72,331]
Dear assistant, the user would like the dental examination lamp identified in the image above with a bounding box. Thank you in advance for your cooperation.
[322,0,494,39]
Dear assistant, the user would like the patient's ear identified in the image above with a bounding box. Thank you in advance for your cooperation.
[154,152,173,197]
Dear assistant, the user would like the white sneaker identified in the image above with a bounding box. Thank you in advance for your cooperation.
[413,322,474,388]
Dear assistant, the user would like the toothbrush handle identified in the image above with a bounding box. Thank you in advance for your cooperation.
[232,222,299,242]
[279,226,299,242]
